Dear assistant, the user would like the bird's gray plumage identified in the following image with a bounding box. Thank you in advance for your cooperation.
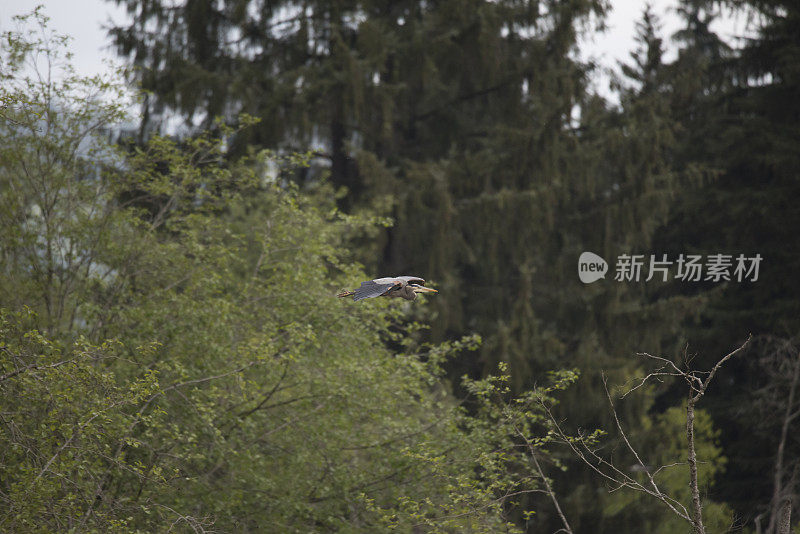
[338,276,437,302]
[353,280,397,301]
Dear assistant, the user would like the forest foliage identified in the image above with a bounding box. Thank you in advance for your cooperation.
[0,11,582,531]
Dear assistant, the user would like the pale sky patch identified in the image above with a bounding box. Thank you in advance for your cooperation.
[1,0,750,101]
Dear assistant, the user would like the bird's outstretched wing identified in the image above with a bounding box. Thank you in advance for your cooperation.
[395,276,426,285]
[353,279,400,301]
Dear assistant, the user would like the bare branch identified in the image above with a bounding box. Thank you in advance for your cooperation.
[547,337,752,532]
[0,351,78,382]
[540,399,691,521]
[603,375,664,498]
[700,335,752,396]
[514,424,573,534]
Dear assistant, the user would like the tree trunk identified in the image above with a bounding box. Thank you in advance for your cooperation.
[777,498,791,534]
[769,353,800,533]
[687,396,706,534]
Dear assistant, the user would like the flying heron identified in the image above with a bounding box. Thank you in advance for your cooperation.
[337,276,438,302]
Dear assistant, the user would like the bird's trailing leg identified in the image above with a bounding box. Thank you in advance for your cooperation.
[337,290,355,298]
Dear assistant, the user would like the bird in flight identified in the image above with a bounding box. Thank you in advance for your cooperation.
[338,276,438,302]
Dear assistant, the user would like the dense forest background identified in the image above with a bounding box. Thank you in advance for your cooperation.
[1,0,799,532]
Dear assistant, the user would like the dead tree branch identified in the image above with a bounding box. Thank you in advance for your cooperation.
[547,336,751,534]
[514,424,573,534]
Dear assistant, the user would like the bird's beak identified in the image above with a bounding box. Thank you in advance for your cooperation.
[415,286,438,293]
